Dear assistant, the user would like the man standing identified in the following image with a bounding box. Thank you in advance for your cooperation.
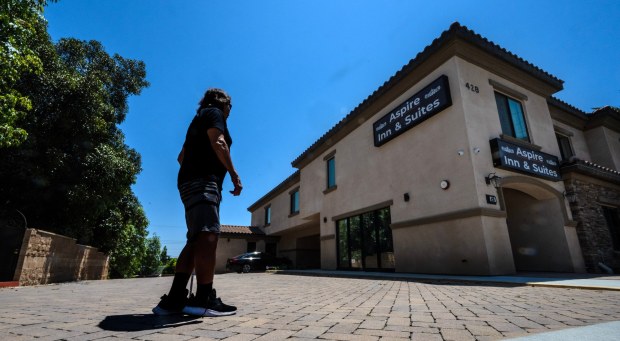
[153,88,242,316]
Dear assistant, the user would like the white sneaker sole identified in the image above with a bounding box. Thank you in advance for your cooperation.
[182,306,236,317]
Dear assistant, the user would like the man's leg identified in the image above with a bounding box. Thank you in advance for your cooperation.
[152,244,193,315]
[167,243,194,297]
[175,242,195,274]
[183,231,236,316]
[194,231,218,302]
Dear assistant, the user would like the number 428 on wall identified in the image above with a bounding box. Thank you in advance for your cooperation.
[465,83,479,93]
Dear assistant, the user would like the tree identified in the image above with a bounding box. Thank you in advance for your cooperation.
[141,235,162,276]
[0,0,55,148]
[160,246,170,264]
[162,258,177,275]
[95,191,149,278]
[0,1,150,278]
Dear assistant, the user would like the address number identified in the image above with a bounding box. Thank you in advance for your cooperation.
[486,194,497,205]
[465,83,479,93]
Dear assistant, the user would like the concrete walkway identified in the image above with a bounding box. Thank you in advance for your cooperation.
[1,272,619,340]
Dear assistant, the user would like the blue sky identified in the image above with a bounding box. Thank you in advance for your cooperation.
[45,1,620,257]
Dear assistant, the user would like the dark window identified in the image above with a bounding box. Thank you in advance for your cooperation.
[290,189,299,215]
[247,242,257,253]
[337,220,349,268]
[336,207,394,270]
[327,157,336,189]
[602,206,620,251]
[556,133,574,161]
[494,92,529,141]
[264,205,271,226]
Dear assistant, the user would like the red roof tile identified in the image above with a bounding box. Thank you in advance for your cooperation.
[220,225,265,235]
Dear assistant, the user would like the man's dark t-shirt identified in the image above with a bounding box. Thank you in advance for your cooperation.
[177,107,232,189]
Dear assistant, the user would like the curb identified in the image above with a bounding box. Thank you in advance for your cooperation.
[527,282,620,291]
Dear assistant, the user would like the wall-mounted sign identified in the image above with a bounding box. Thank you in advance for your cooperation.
[373,75,452,147]
[490,138,561,181]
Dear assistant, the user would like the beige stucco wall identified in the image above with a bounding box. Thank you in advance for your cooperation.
[607,128,620,170]
[303,58,475,234]
[321,238,336,269]
[455,58,568,210]
[585,126,620,170]
[251,179,301,236]
[392,216,514,275]
[277,225,319,268]
[216,237,247,273]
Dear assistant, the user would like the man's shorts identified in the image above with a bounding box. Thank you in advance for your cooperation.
[179,179,221,242]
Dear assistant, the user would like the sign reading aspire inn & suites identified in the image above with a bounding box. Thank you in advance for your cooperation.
[490,138,561,181]
[373,75,452,147]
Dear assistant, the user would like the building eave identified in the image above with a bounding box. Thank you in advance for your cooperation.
[561,159,620,185]
[548,96,589,129]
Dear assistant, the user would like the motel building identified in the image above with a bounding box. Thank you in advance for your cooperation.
[241,23,620,276]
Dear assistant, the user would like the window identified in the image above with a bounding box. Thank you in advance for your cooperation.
[290,188,299,215]
[336,207,394,270]
[494,92,529,141]
[264,205,271,226]
[556,133,574,161]
[323,151,337,194]
[327,157,336,189]
[602,206,620,251]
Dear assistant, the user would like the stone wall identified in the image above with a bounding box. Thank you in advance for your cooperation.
[13,229,109,286]
[564,177,620,273]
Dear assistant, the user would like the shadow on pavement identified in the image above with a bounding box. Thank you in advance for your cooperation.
[99,314,202,332]
[276,270,525,287]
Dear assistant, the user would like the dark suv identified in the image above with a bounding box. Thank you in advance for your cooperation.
[226,251,292,273]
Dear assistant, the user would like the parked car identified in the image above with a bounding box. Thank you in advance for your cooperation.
[226,251,292,273]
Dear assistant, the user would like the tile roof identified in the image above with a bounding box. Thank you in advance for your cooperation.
[291,22,564,168]
[561,159,620,184]
[220,225,265,235]
[548,96,588,117]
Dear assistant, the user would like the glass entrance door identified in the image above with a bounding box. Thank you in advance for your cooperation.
[336,207,394,271]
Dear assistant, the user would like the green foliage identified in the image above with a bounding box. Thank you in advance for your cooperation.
[162,258,177,275]
[0,1,153,278]
[0,0,55,147]
[160,246,170,264]
[95,191,149,278]
[141,235,162,276]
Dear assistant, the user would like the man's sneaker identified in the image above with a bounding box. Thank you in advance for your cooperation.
[182,289,237,317]
[152,289,189,315]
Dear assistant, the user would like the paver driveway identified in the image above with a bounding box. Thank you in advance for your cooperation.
[1,273,619,340]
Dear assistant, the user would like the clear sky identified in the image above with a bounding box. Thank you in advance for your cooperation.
[44,0,620,257]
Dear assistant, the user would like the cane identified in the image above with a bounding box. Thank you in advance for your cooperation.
[189,270,195,296]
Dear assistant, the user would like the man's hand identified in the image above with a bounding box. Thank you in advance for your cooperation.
[230,174,243,196]
[207,127,241,196]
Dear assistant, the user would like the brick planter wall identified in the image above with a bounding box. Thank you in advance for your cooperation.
[13,229,109,286]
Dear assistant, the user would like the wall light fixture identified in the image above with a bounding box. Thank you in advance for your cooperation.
[484,173,502,187]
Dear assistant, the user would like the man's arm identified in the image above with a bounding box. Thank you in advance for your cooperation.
[177,147,185,165]
[207,128,242,196]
